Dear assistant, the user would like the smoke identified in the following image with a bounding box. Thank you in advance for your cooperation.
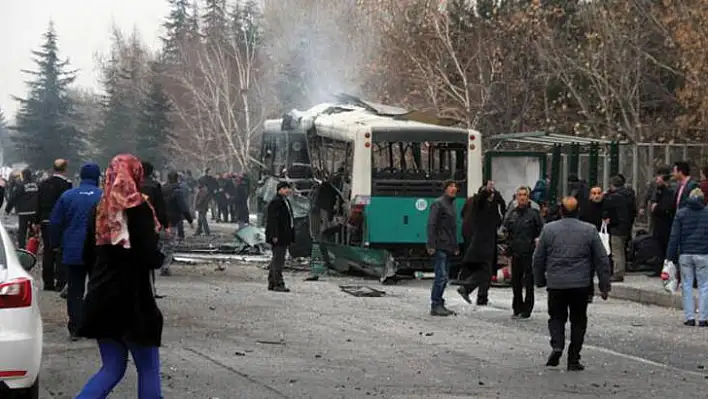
[262,0,381,109]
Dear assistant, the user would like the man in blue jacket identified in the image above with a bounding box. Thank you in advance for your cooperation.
[49,163,102,341]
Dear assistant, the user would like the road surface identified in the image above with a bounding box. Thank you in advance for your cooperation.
[39,263,708,398]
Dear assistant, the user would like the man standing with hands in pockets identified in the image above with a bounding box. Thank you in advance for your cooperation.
[427,180,461,316]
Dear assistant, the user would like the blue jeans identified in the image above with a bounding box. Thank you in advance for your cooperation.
[430,250,451,307]
[76,339,161,398]
[679,254,708,322]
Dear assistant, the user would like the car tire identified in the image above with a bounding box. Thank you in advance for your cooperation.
[10,376,38,399]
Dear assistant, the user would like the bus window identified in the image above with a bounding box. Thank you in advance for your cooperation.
[372,141,467,197]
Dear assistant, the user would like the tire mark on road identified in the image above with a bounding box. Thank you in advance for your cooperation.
[182,346,290,398]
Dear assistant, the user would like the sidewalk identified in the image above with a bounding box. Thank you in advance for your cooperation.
[596,273,691,310]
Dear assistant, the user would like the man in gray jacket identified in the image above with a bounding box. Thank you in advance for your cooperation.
[427,180,461,316]
[533,196,611,371]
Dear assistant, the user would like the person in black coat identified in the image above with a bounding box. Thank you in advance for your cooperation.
[140,161,168,230]
[603,176,631,282]
[579,186,604,230]
[5,168,38,251]
[650,167,675,275]
[458,182,504,306]
[265,181,295,292]
[76,154,165,398]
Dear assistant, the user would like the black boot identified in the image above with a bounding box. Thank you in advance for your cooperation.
[567,354,584,371]
[430,305,453,316]
[546,350,562,367]
[457,287,471,304]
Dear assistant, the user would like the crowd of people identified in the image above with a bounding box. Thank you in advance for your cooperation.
[1,156,253,397]
[426,161,708,370]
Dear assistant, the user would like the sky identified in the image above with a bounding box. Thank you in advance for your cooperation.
[0,0,169,122]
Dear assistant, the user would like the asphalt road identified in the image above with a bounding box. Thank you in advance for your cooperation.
[37,263,708,398]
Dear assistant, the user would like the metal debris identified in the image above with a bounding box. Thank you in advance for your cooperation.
[339,285,386,297]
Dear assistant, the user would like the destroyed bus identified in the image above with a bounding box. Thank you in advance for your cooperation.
[255,118,316,258]
[280,96,483,280]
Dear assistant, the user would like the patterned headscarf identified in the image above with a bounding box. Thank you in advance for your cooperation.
[95,154,160,248]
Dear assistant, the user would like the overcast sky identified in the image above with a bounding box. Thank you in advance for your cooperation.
[0,0,168,121]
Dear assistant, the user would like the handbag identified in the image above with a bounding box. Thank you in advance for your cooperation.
[599,222,611,255]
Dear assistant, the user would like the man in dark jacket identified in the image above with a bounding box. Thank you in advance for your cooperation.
[49,163,102,340]
[161,171,193,276]
[672,161,698,211]
[5,168,38,250]
[503,186,544,318]
[458,181,504,306]
[603,176,631,282]
[265,181,295,292]
[140,162,168,229]
[194,182,211,236]
[427,180,460,316]
[533,196,611,371]
[234,173,250,228]
[224,173,238,223]
[650,167,675,275]
[199,168,219,221]
[35,159,73,292]
[579,186,604,230]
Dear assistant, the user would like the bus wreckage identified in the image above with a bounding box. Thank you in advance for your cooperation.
[257,94,483,283]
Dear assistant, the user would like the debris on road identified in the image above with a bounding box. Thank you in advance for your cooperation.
[339,285,386,297]
[256,339,286,346]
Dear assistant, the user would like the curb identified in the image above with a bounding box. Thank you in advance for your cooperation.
[595,283,683,310]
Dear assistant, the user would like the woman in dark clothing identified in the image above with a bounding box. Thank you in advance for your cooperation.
[77,154,165,398]
[458,183,504,305]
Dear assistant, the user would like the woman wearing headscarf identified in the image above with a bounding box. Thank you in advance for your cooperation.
[76,154,165,398]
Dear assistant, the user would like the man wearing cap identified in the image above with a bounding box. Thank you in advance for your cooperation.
[36,159,73,292]
[533,196,612,371]
[427,180,460,316]
[265,181,295,292]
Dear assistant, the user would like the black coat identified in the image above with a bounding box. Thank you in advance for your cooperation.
[602,190,630,236]
[462,190,502,266]
[35,175,73,223]
[651,185,674,247]
[579,200,603,230]
[141,177,168,229]
[266,194,294,246]
[79,202,165,347]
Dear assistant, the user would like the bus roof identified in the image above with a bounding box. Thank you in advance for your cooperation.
[281,102,475,142]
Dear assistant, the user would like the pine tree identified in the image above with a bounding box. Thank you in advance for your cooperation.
[96,32,149,165]
[162,0,192,59]
[203,0,228,44]
[12,21,82,169]
[136,61,172,169]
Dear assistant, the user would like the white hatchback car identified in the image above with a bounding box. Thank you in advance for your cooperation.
[0,224,41,398]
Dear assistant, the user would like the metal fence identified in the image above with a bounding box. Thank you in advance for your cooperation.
[549,143,708,227]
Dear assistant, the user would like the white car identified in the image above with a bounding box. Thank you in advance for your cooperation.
[0,224,41,399]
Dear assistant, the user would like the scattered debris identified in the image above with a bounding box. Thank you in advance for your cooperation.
[234,351,246,356]
[339,285,386,297]
[256,340,286,346]
[304,275,320,281]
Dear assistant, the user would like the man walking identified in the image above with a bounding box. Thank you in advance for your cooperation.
[266,181,295,292]
[533,197,611,371]
[36,159,73,292]
[503,186,544,318]
[427,180,460,316]
[49,163,102,340]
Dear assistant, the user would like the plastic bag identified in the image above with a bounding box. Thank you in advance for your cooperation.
[660,259,679,292]
[599,222,611,255]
